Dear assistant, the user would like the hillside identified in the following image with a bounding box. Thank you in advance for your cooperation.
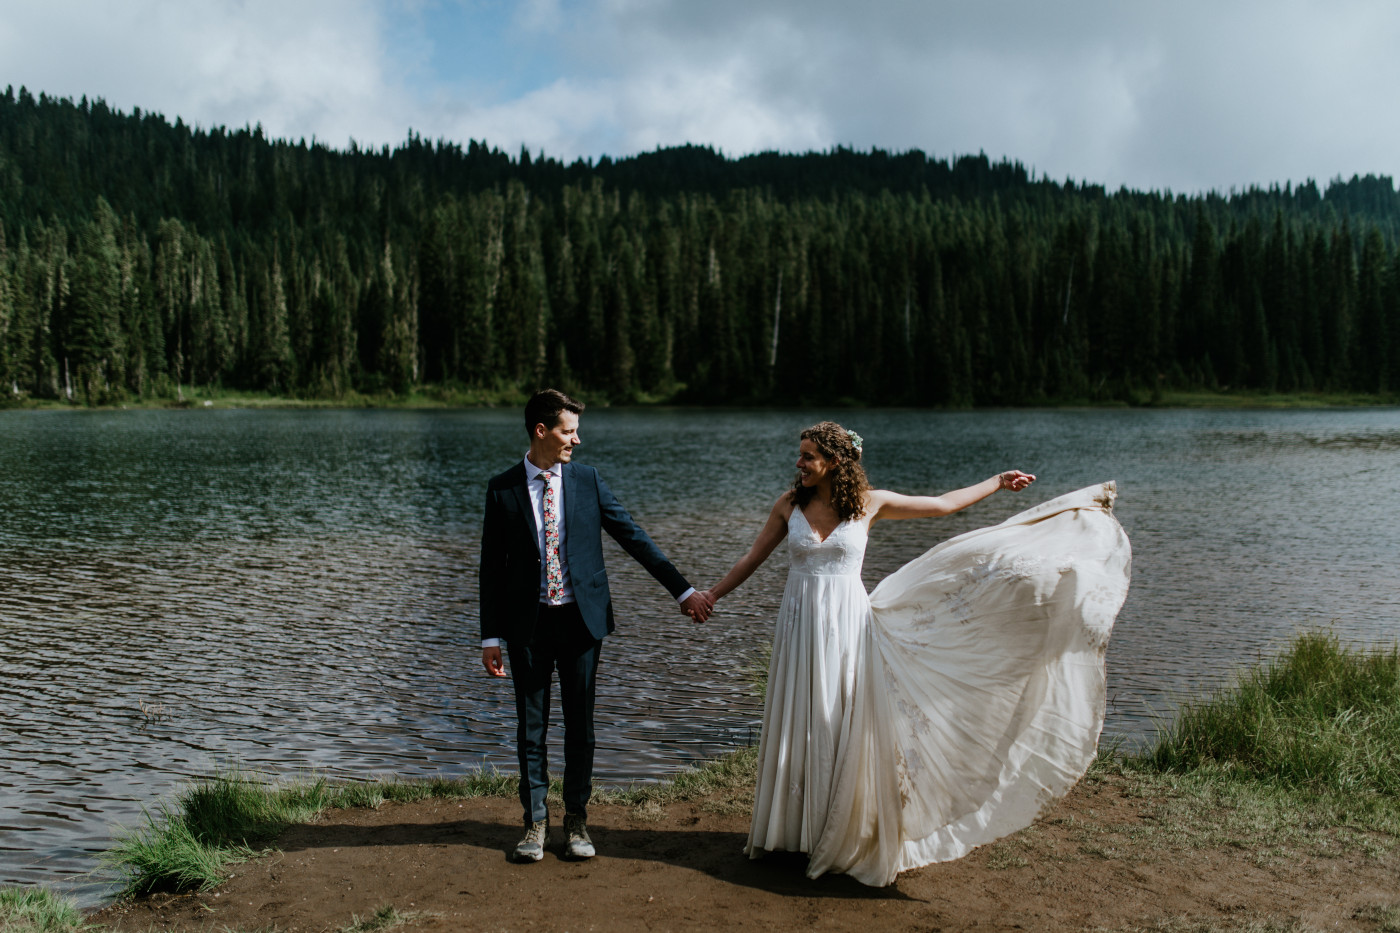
[1,87,1397,405]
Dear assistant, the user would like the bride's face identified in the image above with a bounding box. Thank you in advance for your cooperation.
[796,439,834,486]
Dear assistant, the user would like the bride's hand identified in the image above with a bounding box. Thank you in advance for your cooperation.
[681,590,714,623]
[999,470,1036,492]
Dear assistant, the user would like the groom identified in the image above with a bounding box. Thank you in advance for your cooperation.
[479,388,713,862]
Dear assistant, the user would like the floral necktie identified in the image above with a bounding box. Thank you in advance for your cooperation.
[539,472,563,601]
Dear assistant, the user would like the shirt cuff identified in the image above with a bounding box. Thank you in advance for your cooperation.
[675,587,696,605]
[481,638,502,648]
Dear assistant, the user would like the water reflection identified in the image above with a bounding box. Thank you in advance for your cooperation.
[1,406,1398,903]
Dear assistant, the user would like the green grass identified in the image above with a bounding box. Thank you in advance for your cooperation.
[0,382,535,411]
[340,903,437,933]
[102,747,760,898]
[105,770,306,896]
[1097,918,1325,933]
[1077,759,1396,862]
[1356,904,1400,933]
[744,642,772,700]
[1147,389,1398,409]
[1098,910,1400,933]
[89,630,1400,908]
[6,383,1396,412]
[979,632,1400,878]
[0,379,702,412]
[1141,632,1400,798]
[595,745,759,817]
[1068,632,1400,860]
[103,765,535,896]
[0,887,86,933]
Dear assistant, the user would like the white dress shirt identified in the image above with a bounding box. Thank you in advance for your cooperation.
[481,454,694,647]
[527,455,575,605]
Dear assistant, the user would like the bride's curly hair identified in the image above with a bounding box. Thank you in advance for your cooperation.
[790,421,870,521]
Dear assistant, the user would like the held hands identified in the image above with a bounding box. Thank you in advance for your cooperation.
[481,645,508,678]
[483,595,718,677]
[998,470,1036,492]
[680,590,716,624]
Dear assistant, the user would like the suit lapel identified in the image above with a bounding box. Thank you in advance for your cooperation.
[562,461,579,533]
[510,462,539,541]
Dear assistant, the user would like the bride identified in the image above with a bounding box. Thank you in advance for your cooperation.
[701,421,1131,886]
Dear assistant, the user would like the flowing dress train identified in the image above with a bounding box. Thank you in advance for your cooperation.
[744,482,1132,886]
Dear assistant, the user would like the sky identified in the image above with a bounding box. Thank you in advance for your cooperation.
[2,0,1397,194]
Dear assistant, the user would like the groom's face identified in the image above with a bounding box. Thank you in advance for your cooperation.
[534,411,581,466]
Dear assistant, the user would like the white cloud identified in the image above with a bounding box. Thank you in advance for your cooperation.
[2,0,1398,192]
[488,0,1400,191]
[0,0,418,146]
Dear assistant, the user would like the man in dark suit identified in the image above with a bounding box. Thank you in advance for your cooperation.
[480,389,713,862]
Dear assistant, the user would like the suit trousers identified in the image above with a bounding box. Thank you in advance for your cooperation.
[507,602,602,823]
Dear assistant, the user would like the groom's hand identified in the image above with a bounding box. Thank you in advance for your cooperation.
[482,646,508,678]
[680,591,714,624]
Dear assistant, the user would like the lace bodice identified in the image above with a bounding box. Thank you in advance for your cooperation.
[787,507,868,577]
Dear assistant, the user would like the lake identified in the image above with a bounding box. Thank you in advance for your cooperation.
[2,406,1398,903]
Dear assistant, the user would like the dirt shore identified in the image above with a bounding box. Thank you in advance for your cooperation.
[93,773,1399,933]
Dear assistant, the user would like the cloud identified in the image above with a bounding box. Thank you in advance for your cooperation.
[1112,1,1400,191]
[0,0,418,146]
[466,0,1400,191]
[448,15,829,159]
[1,0,1397,192]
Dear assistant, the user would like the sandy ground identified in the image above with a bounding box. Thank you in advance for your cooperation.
[93,774,1400,933]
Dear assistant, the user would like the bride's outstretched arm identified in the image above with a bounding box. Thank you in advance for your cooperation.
[870,470,1035,522]
[704,495,791,602]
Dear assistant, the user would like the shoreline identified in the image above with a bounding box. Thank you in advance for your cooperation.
[2,386,1398,412]
[6,633,1400,932]
[85,764,1400,933]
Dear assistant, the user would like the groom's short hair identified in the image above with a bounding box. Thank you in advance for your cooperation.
[525,389,585,435]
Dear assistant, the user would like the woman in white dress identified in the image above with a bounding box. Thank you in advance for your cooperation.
[700,422,1131,886]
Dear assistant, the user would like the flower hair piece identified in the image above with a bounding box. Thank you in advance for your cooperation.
[846,430,863,452]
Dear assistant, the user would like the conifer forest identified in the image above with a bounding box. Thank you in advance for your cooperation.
[1,87,1398,406]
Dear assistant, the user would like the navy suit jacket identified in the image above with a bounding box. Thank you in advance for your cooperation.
[478,460,690,644]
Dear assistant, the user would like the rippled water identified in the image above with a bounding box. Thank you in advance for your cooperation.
[2,406,1398,903]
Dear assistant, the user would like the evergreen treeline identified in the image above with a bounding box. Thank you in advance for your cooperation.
[2,86,1398,406]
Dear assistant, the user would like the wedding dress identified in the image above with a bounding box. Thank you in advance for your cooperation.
[745,482,1131,886]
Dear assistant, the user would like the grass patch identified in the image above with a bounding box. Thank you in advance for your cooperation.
[104,770,321,896]
[1099,917,1323,933]
[594,746,759,815]
[102,748,759,898]
[1142,632,1400,799]
[984,846,1029,870]
[744,642,772,700]
[8,384,1395,412]
[104,766,530,896]
[0,887,86,933]
[340,903,437,933]
[1,383,535,411]
[1073,632,1400,860]
[1105,761,1399,858]
[1355,904,1400,933]
[1147,389,1398,409]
